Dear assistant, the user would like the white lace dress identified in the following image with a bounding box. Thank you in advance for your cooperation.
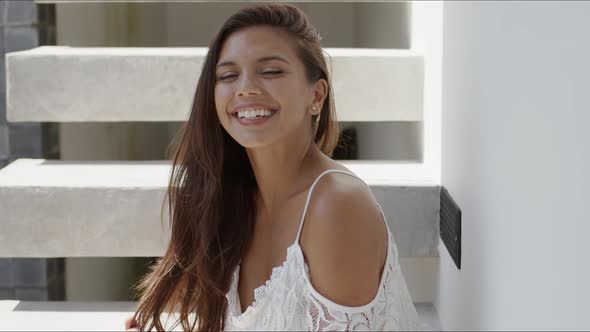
[224,170,421,331]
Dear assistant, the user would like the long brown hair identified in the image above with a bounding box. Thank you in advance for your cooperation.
[132,4,339,331]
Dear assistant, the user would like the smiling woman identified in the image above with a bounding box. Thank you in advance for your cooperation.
[214,24,327,150]
[127,3,419,331]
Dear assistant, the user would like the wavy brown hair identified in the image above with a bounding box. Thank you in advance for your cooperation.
[132,3,339,331]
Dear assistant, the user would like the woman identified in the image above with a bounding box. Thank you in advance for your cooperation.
[126,3,420,331]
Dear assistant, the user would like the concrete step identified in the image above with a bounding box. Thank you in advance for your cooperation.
[0,158,439,258]
[6,46,423,122]
[0,300,442,331]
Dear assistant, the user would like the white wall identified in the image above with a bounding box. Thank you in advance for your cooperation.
[439,2,590,329]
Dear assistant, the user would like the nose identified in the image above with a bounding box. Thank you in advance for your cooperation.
[236,73,262,97]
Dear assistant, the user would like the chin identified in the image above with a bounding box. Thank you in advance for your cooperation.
[237,140,272,150]
[232,134,275,150]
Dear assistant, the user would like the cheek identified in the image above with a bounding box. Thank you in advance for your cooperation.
[214,87,230,120]
[265,82,301,114]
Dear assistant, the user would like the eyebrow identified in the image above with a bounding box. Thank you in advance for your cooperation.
[216,55,290,69]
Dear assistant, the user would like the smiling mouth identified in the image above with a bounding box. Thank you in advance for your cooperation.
[232,108,279,120]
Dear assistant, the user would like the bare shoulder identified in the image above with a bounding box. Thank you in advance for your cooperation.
[299,170,389,307]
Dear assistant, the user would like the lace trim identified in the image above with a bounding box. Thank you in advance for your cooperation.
[231,244,300,322]
[225,228,420,331]
[253,261,284,304]
[229,228,394,321]
[308,289,377,330]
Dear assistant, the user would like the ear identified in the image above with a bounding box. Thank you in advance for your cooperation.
[309,78,328,116]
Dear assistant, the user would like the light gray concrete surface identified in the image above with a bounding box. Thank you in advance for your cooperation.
[0,158,439,258]
[0,300,441,331]
[6,47,423,122]
[0,0,57,303]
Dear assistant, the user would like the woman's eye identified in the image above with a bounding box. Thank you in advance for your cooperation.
[217,70,283,82]
[262,70,283,75]
[217,74,237,82]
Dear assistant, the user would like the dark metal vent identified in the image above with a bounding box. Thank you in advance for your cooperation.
[440,186,461,269]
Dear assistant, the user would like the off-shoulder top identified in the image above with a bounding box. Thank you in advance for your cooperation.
[224,169,420,331]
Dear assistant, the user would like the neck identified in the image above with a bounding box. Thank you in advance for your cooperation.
[246,135,319,222]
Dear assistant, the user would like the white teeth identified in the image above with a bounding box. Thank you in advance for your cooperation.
[237,109,274,119]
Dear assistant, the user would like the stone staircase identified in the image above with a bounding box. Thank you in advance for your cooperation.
[0,158,439,258]
[0,3,445,330]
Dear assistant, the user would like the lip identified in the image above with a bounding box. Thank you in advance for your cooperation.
[230,103,279,116]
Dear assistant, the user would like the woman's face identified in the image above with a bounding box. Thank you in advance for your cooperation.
[214,25,325,149]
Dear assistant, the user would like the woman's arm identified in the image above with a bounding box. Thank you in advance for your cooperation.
[124,317,139,331]
[300,172,389,307]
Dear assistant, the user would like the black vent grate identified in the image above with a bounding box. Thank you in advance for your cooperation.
[440,186,461,269]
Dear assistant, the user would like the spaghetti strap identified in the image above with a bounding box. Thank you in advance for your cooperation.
[293,169,387,246]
